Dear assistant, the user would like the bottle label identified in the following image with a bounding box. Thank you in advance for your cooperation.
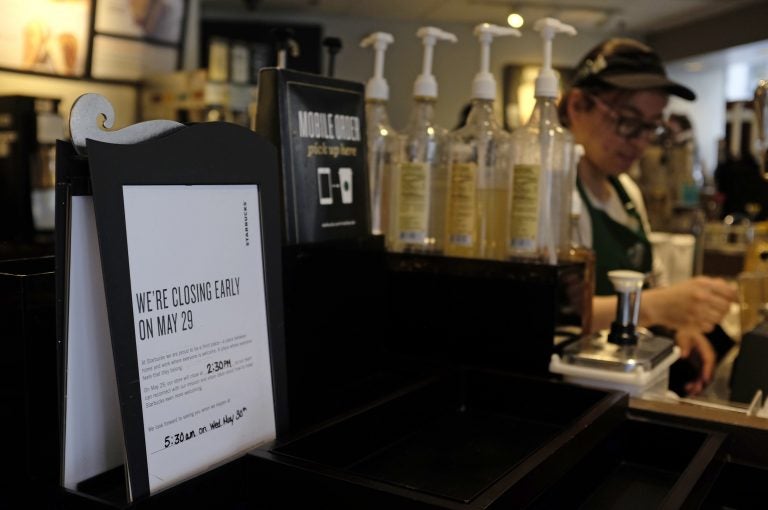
[447,162,476,247]
[396,161,429,243]
[509,163,540,251]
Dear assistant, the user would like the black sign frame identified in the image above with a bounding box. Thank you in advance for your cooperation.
[85,122,288,501]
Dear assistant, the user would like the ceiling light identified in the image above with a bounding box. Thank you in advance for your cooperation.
[507,13,524,28]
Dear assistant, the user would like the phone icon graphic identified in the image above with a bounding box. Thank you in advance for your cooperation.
[317,167,333,205]
[338,167,353,204]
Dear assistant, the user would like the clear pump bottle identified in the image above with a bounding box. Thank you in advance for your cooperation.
[509,18,577,263]
[388,27,457,253]
[361,32,398,236]
[444,23,519,260]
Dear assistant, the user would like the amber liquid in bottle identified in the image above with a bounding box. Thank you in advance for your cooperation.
[563,211,595,335]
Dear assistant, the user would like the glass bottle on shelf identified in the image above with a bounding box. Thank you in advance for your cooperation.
[205,37,230,122]
[444,23,519,260]
[508,18,577,264]
[388,26,456,254]
[361,31,398,237]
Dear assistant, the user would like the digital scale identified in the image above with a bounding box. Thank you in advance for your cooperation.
[551,270,680,397]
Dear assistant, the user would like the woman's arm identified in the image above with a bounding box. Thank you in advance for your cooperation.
[590,276,737,334]
[639,277,736,332]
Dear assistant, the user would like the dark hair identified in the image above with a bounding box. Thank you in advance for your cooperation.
[558,83,607,127]
[455,102,472,129]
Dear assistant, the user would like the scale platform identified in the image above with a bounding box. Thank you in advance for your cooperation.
[551,329,680,397]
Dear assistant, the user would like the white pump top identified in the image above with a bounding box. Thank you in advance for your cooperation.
[607,270,645,293]
[471,23,520,101]
[534,17,577,98]
[360,32,395,101]
[413,27,457,99]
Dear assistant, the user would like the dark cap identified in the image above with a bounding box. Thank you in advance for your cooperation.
[571,38,695,101]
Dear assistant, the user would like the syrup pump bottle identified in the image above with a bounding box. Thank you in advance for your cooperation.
[444,23,520,259]
[361,32,397,236]
[388,27,457,253]
[508,18,576,263]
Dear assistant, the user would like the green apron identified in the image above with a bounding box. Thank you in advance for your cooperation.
[578,176,653,296]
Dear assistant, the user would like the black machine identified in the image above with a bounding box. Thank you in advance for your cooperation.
[0,95,63,258]
[728,80,768,404]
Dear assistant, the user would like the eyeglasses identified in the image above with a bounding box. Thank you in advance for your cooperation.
[587,93,666,142]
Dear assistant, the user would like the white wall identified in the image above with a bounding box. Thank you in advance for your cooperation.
[666,38,768,179]
[666,62,726,180]
[202,7,609,131]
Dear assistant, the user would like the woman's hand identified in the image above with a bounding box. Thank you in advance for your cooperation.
[674,327,716,396]
[640,277,737,332]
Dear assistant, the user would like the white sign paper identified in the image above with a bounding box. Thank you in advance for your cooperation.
[122,184,275,494]
[63,196,123,490]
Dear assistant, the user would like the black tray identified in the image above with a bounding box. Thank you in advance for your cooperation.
[525,418,726,510]
[247,368,626,509]
[695,461,768,509]
[58,457,252,509]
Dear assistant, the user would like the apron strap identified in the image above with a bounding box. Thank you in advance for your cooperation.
[578,177,653,295]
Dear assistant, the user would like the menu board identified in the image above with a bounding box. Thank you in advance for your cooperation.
[91,35,177,81]
[0,0,91,76]
[95,0,186,44]
[91,0,186,80]
[0,0,186,80]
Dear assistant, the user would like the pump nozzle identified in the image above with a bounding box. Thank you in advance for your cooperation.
[272,27,297,69]
[533,17,577,98]
[360,32,395,101]
[471,23,520,101]
[413,27,457,99]
[322,37,342,77]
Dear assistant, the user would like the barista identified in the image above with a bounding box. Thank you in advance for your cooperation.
[559,38,738,396]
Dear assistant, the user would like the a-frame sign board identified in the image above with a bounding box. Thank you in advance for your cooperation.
[57,94,287,503]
